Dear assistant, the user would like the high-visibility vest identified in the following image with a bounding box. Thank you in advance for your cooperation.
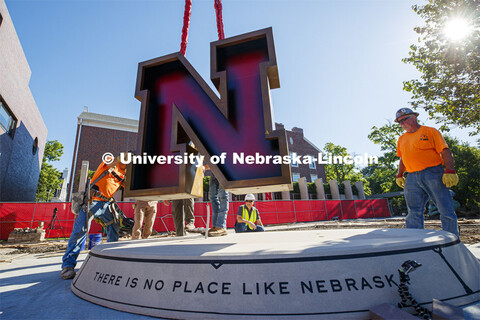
[241,205,258,230]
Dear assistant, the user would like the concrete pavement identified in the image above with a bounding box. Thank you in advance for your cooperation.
[1,230,479,320]
[0,250,154,319]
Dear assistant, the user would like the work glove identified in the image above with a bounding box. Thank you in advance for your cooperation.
[396,173,405,189]
[442,170,459,188]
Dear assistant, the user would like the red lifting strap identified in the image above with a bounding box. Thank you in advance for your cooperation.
[180,0,192,56]
[180,0,225,56]
[214,0,225,40]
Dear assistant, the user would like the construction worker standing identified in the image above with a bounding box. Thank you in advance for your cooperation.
[395,108,459,236]
[131,200,158,240]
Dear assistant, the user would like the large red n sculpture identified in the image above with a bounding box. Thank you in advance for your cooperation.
[125,28,291,200]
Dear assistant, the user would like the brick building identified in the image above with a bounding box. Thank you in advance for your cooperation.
[67,109,326,199]
[0,1,47,202]
[275,123,326,183]
[67,107,138,200]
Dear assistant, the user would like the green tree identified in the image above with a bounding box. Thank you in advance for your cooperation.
[364,122,408,215]
[36,140,64,201]
[367,122,404,166]
[444,136,480,211]
[403,0,480,134]
[322,142,370,194]
[362,122,404,195]
[203,176,210,193]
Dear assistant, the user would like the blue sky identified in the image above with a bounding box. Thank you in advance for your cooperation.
[5,0,477,174]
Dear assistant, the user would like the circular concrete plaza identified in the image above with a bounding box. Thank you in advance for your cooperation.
[72,229,480,319]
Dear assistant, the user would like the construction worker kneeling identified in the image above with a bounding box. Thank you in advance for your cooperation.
[234,194,265,233]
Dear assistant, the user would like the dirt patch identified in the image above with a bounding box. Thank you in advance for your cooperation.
[270,218,480,245]
[8,243,68,255]
[0,231,177,258]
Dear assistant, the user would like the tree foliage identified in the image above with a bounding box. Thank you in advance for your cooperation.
[323,142,370,194]
[444,136,480,211]
[203,176,210,193]
[367,122,404,167]
[362,122,404,195]
[403,0,480,134]
[36,140,64,201]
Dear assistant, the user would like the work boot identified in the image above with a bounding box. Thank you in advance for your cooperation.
[61,267,76,280]
[201,227,217,235]
[208,228,227,237]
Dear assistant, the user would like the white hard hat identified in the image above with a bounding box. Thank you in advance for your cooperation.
[245,194,255,201]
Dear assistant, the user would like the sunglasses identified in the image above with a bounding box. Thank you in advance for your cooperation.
[245,200,254,203]
[398,115,412,124]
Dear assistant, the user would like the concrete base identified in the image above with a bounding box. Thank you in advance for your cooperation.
[71,229,480,319]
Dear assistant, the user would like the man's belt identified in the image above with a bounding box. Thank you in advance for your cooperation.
[90,189,115,203]
[89,189,121,227]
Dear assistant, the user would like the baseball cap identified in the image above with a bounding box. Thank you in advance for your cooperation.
[395,108,419,122]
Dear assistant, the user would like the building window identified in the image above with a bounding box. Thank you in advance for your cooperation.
[0,98,17,138]
[309,155,316,169]
[289,137,293,145]
[292,173,300,182]
[0,13,3,27]
[32,137,39,154]
[311,174,318,182]
[290,152,299,167]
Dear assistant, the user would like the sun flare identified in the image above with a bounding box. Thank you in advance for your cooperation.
[444,18,472,41]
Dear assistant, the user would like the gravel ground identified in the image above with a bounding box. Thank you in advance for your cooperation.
[273,217,480,245]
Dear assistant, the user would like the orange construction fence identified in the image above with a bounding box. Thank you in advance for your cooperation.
[0,199,390,240]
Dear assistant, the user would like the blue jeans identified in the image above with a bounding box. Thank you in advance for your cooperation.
[62,201,120,269]
[209,174,228,229]
[235,223,265,233]
[404,165,458,236]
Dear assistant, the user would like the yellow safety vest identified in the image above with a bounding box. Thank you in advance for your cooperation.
[241,205,258,230]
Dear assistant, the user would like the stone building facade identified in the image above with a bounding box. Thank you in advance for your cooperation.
[0,1,47,202]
